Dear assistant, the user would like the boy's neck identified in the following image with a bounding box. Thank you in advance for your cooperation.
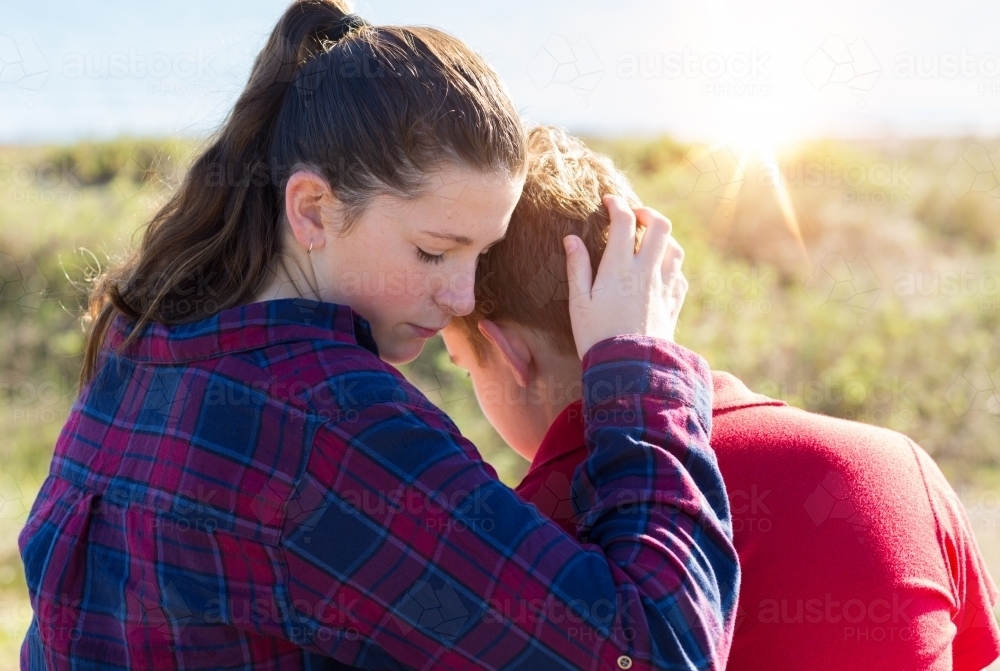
[521,356,583,462]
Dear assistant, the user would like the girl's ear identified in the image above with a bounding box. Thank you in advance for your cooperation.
[284,170,335,253]
[478,319,533,388]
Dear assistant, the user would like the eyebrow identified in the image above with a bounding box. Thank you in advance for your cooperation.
[422,231,507,247]
[423,231,474,245]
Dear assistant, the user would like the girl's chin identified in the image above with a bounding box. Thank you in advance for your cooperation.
[378,336,427,365]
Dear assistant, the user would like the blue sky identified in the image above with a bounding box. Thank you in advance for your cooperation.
[2,0,999,143]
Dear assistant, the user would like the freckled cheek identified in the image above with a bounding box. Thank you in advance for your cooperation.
[365,247,427,320]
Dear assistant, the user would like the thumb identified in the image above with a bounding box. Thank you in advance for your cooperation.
[564,235,592,309]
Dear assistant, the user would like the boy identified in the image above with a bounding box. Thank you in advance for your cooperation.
[442,126,1000,670]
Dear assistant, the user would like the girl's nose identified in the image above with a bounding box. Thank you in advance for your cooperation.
[437,265,477,317]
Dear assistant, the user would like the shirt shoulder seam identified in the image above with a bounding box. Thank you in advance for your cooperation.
[906,436,960,615]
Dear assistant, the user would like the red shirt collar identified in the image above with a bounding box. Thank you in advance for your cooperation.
[523,399,586,480]
[711,370,786,414]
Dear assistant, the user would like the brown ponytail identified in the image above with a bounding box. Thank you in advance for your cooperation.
[80,0,525,385]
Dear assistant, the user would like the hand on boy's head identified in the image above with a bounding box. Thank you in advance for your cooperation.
[563,195,688,358]
[634,205,687,305]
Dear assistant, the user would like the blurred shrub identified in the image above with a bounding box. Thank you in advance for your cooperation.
[39,137,191,188]
[1,134,999,487]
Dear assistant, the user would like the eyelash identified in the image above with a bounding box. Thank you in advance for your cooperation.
[416,245,494,265]
[416,248,445,265]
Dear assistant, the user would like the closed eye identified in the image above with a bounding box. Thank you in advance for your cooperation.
[416,247,445,264]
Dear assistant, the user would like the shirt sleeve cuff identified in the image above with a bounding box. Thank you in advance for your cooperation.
[580,335,713,429]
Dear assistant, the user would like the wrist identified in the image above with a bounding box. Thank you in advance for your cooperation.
[580,335,711,411]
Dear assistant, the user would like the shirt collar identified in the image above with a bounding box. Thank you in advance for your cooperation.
[106,298,379,364]
[524,399,586,479]
[524,370,787,475]
[711,370,786,413]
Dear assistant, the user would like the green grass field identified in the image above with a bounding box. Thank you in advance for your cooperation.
[1,135,999,666]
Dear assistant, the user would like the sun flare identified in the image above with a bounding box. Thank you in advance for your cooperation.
[703,97,812,267]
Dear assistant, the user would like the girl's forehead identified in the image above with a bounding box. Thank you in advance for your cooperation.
[382,168,521,242]
[422,166,522,202]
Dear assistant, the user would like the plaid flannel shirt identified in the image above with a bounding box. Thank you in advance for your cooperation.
[19,298,737,670]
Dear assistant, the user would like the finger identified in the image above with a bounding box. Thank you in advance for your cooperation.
[671,270,689,302]
[661,238,685,282]
[563,235,592,309]
[602,194,637,264]
[669,272,689,318]
[634,208,672,266]
[634,206,673,237]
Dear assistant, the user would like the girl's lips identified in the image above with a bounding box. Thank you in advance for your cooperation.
[409,324,442,339]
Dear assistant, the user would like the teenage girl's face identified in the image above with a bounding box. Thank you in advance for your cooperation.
[321,166,524,364]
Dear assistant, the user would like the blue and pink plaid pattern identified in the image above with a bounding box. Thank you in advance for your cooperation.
[19,298,737,670]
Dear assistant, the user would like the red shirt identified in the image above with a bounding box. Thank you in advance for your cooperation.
[517,371,1000,671]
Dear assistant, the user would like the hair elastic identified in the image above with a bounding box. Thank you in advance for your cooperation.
[323,14,368,43]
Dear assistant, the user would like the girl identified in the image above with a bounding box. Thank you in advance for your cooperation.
[18,1,736,669]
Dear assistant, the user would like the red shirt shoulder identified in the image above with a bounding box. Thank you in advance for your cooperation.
[712,371,1000,671]
[517,372,1000,671]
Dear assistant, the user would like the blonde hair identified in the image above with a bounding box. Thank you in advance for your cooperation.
[452,125,639,362]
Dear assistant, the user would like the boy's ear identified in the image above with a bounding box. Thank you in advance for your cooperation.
[478,319,532,388]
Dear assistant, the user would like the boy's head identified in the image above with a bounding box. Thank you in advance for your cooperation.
[442,125,639,460]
